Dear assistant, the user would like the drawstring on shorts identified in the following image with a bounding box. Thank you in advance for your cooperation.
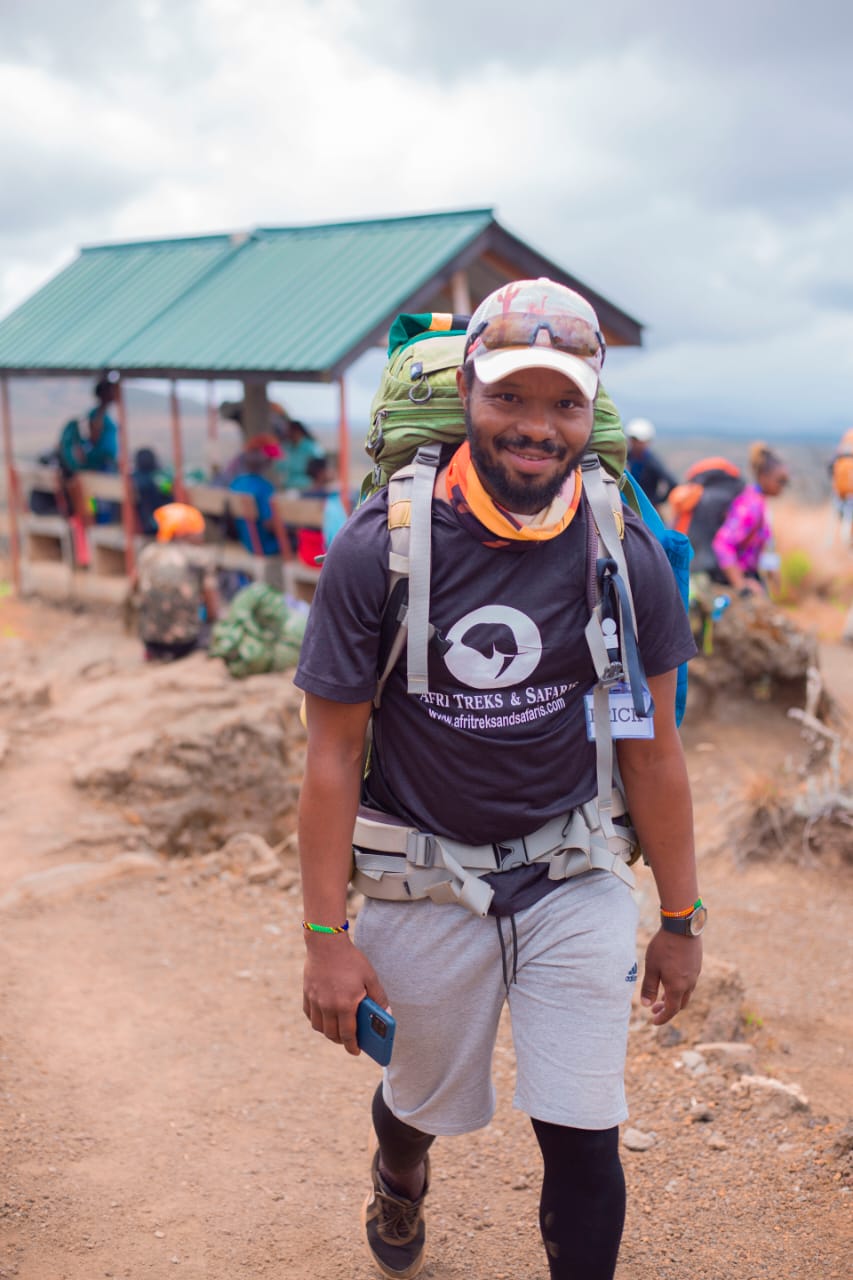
[495,914,519,994]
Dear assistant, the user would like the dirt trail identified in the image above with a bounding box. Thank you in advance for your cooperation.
[0,595,851,1280]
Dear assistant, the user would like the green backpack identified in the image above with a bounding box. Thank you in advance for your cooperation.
[358,313,647,707]
[351,313,653,914]
[361,313,628,502]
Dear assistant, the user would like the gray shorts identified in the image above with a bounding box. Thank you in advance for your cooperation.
[354,869,638,1136]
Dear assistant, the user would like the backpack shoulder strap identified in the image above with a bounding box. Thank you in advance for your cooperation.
[405,444,442,694]
[374,444,441,706]
[580,452,637,633]
[580,454,655,850]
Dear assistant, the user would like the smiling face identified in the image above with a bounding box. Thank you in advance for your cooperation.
[457,364,594,513]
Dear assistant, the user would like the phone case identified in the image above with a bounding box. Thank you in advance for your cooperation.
[356,998,396,1067]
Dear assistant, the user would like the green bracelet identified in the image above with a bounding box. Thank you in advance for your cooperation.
[302,920,350,935]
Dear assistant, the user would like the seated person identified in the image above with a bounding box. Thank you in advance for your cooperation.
[228,448,280,556]
[132,503,219,662]
[271,419,326,492]
[295,455,348,568]
[219,432,281,487]
[58,375,120,478]
[132,447,173,536]
[58,374,121,562]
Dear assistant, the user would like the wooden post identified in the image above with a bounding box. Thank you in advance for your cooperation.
[206,380,220,479]
[1,377,21,595]
[242,381,268,440]
[337,376,351,514]
[170,380,187,502]
[115,379,137,578]
[451,269,472,316]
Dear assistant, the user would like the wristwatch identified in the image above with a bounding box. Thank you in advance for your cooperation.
[660,899,708,937]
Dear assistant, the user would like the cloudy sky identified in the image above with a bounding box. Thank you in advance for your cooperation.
[2,0,852,438]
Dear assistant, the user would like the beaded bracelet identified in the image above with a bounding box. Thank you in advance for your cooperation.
[302,920,350,935]
[660,897,703,918]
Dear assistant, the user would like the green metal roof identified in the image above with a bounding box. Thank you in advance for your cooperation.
[0,235,235,375]
[111,210,496,378]
[0,209,642,380]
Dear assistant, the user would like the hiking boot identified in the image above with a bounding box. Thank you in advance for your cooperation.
[361,1148,429,1279]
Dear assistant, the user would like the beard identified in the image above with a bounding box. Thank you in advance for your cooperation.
[466,405,589,514]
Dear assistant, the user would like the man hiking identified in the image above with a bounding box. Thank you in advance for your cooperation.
[295,279,701,1280]
[625,417,677,509]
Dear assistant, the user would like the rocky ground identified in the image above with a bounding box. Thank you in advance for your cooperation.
[0,562,851,1278]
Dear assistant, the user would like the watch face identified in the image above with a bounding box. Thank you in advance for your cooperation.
[689,906,708,936]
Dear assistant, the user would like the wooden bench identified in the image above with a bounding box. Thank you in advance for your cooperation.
[219,490,273,581]
[183,483,279,583]
[184,483,229,520]
[270,493,327,601]
[77,472,133,576]
[15,465,75,589]
[186,485,326,595]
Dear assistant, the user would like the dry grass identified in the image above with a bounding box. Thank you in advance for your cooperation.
[771,499,853,637]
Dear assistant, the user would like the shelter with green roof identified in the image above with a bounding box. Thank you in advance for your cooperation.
[0,208,642,589]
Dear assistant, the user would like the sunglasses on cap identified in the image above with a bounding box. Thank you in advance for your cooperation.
[465,312,606,365]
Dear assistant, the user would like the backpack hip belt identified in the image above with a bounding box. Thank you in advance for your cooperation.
[351,798,637,918]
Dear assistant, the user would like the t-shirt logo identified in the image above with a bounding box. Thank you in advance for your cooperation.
[443,606,542,689]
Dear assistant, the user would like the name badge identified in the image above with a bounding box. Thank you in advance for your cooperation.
[584,682,655,741]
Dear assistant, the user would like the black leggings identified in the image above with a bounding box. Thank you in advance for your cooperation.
[371,1089,625,1279]
[372,1085,435,1174]
[532,1118,625,1280]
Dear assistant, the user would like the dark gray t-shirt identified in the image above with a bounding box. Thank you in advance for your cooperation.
[295,490,696,847]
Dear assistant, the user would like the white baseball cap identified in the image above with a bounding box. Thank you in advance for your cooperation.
[626,418,656,443]
[464,278,605,401]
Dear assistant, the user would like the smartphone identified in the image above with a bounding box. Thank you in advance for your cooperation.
[356,997,396,1067]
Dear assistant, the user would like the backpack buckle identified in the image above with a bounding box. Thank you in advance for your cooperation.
[601,661,625,687]
[406,831,437,867]
[493,837,527,871]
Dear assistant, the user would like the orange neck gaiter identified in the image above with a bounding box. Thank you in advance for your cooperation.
[445,442,582,544]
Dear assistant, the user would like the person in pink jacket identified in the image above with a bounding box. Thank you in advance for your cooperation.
[712,442,789,596]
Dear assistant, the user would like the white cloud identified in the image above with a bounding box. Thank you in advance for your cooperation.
[0,0,851,442]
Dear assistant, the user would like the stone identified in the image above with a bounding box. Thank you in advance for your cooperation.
[622,1127,655,1152]
[707,1133,728,1150]
[655,1024,684,1048]
[695,1041,756,1064]
[730,1075,809,1117]
[829,1121,853,1161]
[680,1050,708,1074]
[246,862,280,884]
[689,1103,714,1123]
[0,675,52,708]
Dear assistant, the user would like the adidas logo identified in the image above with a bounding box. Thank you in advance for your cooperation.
[625,962,638,983]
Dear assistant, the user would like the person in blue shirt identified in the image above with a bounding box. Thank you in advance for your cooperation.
[272,419,327,492]
[132,447,173,537]
[229,449,280,556]
[625,418,677,510]
[58,376,120,476]
[57,374,121,564]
